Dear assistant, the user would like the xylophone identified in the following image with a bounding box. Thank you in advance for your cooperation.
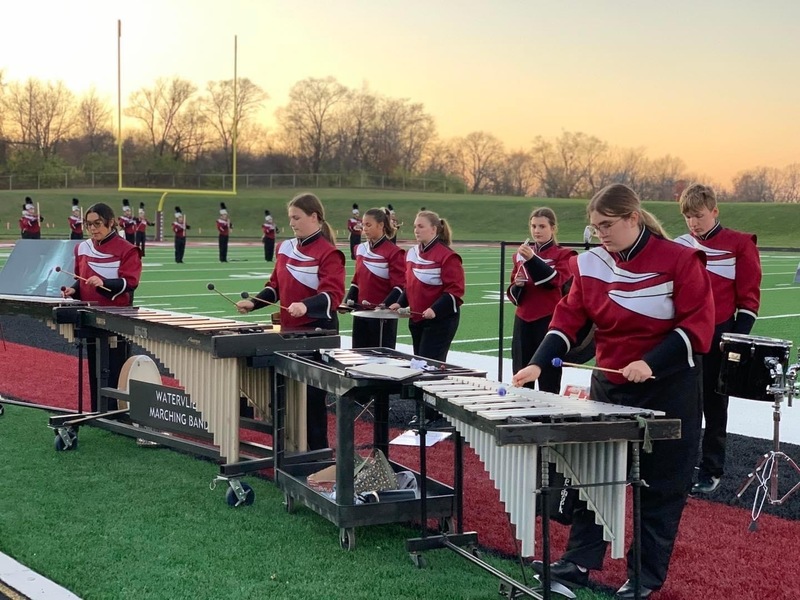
[72,306,340,461]
[413,376,682,559]
[0,293,89,342]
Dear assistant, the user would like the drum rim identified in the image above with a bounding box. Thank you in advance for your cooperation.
[720,332,792,347]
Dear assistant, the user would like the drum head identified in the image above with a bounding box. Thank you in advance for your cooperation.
[720,333,792,349]
[351,309,404,320]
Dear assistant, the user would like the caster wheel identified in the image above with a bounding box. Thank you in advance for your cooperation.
[225,482,254,507]
[284,494,295,514]
[54,430,78,451]
[469,546,483,559]
[410,552,427,568]
[0,404,4,416]
[339,527,355,551]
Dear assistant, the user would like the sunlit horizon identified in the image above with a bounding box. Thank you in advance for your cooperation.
[3,0,800,187]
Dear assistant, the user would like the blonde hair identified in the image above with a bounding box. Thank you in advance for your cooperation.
[588,183,668,238]
[530,206,558,244]
[679,183,717,214]
[287,192,335,245]
[417,210,453,246]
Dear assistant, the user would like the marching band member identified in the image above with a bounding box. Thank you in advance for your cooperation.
[68,198,83,240]
[514,184,714,600]
[135,202,152,256]
[507,207,576,393]
[347,203,363,259]
[390,210,464,426]
[262,210,277,262]
[675,183,762,495]
[236,192,345,450]
[217,202,232,262]
[172,206,189,264]
[119,199,136,244]
[387,204,402,245]
[19,197,43,239]
[62,202,142,411]
[344,207,406,349]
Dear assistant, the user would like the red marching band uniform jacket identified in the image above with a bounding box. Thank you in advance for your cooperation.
[399,237,465,323]
[217,218,232,236]
[172,221,188,238]
[68,214,83,236]
[119,215,136,238]
[506,239,576,322]
[254,231,345,329]
[19,211,41,236]
[262,221,276,239]
[674,223,761,328]
[71,233,142,306]
[546,231,714,385]
[345,236,406,307]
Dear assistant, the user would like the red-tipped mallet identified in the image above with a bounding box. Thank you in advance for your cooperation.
[551,357,655,379]
[206,283,240,307]
[55,266,111,292]
[240,291,289,312]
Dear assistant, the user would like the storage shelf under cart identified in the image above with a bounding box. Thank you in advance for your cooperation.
[270,348,486,550]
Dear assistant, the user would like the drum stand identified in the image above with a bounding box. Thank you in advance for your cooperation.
[735,363,800,530]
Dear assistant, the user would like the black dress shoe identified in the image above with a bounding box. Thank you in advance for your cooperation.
[615,579,654,599]
[531,559,589,588]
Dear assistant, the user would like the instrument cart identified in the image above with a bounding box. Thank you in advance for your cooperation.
[270,348,485,550]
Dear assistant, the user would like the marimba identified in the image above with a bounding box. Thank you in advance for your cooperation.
[412,377,682,560]
[53,306,339,466]
[0,293,88,342]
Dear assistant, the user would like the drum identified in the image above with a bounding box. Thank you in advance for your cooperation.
[717,333,792,401]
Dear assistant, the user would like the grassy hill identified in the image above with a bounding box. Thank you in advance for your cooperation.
[1,188,798,247]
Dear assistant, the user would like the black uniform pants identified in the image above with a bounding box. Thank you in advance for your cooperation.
[21,232,40,240]
[86,336,131,413]
[125,233,135,244]
[263,237,275,261]
[409,313,460,419]
[305,315,339,450]
[70,232,83,240]
[135,231,146,256]
[511,314,561,394]
[698,319,734,478]
[219,234,229,262]
[352,316,398,349]
[174,237,186,263]
[560,364,702,590]
[349,234,361,260]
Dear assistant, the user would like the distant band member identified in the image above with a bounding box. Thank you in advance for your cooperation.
[19,197,42,239]
[68,198,84,240]
[217,202,232,262]
[135,202,151,256]
[387,204,402,244]
[62,202,142,412]
[262,210,277,262]
[347,203,363,259]
[120,199,136,244]
[675,183,762,495]
[172,206,189,264]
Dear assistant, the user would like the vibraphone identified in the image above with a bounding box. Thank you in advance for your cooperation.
[270,348,486,550]
[51,306,339,468]
[409,376,682,599]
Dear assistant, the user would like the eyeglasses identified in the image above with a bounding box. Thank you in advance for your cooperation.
[84,220,105,229]
[588,216,626,237]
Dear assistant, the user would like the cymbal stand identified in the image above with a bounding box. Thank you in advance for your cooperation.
[735,359,800,531]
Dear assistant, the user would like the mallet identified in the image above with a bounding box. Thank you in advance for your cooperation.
[551,357,655,379]
[206,283,240,307]
[397,307,425,317]
[240,291,290,312]
[55,266,111,292]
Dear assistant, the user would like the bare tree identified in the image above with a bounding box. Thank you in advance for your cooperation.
[77,87,113,152]
[639,154,687,201]
[493,150,537,196]
[452,131,505,193]
[276,76,349,173]
[2,78,77,158]
[588,146,647,194]
[530,131,608,198]
[330,86,378,172]
[125,77,198,157]
[201,77,268,172]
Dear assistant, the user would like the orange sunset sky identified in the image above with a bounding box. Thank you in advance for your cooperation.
[2,0,800,186]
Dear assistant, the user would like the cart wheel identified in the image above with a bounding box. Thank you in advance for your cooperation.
[284,493,295,514]
[0,404,4,416]
[439,516,454,534]
[410,552,427,569]
[339,527,355,551]
[225,482,254,507]
[54,430,78,451]
[469,545,483,559]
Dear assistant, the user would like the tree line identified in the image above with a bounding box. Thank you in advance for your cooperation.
[0,69,796,202]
